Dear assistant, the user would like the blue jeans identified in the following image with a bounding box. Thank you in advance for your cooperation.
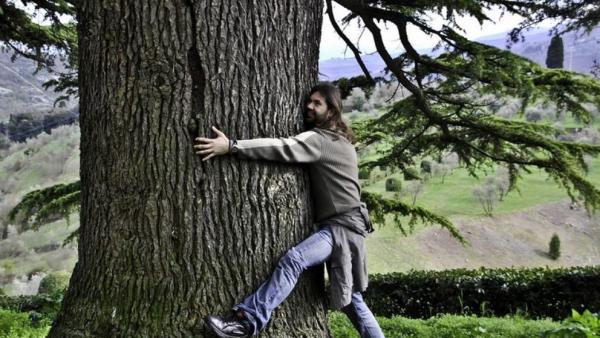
[234,226,385,337]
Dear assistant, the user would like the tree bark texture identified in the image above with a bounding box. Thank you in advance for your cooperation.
[49,1,326,337]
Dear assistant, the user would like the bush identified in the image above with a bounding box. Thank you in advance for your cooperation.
[0,308,50,338]
[385,178,401,192]
[358,168,371,180]
[403,167,420,181]
[364,266,600,320]
[420,160,432,174]
[37,271,70,296]
[549,234,561,260]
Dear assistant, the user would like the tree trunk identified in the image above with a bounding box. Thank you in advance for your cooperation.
[49,1,326,337]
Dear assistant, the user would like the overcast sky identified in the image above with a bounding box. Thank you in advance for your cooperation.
[320,3,556,60]
[17,0,557,61]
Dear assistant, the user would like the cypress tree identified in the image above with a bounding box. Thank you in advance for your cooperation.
[549,233,561,260]
[546,35,564,69]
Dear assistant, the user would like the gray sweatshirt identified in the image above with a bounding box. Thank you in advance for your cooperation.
[234,128,362,222]
[233,127,373,309]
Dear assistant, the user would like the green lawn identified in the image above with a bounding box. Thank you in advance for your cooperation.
[362,154,600,218]
[329,312,563,338]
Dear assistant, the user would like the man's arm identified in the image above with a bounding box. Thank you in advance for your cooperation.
[194,126,322,163]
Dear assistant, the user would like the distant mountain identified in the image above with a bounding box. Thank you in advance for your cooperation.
[0,49,72,122]
[319,26,600,80]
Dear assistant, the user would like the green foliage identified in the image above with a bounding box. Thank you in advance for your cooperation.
[0,308,50,338]
[329,311,561,338]
[546,35,565,69]
[0,293,61,325]
[333,75,382,99]
[403,167,420,181]
[38,271,70,296]
[364,265,600,320]
[549,233,561,260]
[358,167,371,180]
[385,177,402,192]
[9,181,80,233]
[344,1,600,233]
[361,191,465,243]
[0,0,78,105]
[543,309,600,338]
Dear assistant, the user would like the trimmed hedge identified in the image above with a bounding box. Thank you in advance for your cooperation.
[364,266,600,320]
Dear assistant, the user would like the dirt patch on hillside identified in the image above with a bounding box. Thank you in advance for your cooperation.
[411,199,600,271]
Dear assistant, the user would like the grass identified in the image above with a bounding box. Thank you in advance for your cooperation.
[0,309,565,338]
[328,312,562,338]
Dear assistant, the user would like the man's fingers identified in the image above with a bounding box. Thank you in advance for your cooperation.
[202,153,216,161]
[195,137,211,143]
[193,144,211,150]
[196,149,212,155]
[212,126,226,137]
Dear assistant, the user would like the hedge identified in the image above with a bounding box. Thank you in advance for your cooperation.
[363,265,600,320]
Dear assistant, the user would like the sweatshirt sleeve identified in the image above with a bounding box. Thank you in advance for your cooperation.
[234,130,322,163]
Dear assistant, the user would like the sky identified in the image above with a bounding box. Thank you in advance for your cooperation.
[16,0,558,61]
[319,3,557,60]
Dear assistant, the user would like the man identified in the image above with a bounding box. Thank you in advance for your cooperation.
[193,83,384,338]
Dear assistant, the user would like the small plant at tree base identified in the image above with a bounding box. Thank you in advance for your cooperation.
[549,234,561,260]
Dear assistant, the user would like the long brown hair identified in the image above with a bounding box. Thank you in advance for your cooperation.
[308,82,354,143]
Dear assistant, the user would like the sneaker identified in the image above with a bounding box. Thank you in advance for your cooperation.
[205,311,254,338]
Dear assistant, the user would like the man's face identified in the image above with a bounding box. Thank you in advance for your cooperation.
[305,91,329,126]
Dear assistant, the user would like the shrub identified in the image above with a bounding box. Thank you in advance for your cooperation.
[403,167,420,181]
[364,266,600,320]
[37,271,70,296]
[358,168,371,180]
[549,234,561,260]
[385,178,401,192]
[420,160,432,174]
[0,308,50,338]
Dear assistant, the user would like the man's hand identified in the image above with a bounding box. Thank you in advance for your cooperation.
[193,126,230,161]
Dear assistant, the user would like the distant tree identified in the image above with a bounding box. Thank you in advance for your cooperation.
[472,177,500,216]
[403,180,424,206]
[494,167,511,201]
[343,87,367,111]
[549,233,561,260]
[546,35,564,69]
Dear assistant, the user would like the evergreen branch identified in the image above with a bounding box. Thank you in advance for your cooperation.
[361,191,467,244]
[9,181,81,231]
[326,0,375,85]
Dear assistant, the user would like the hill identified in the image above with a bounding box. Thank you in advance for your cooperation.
[319,26,600,80]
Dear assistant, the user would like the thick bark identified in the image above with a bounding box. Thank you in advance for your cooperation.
[48,1,327,337]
